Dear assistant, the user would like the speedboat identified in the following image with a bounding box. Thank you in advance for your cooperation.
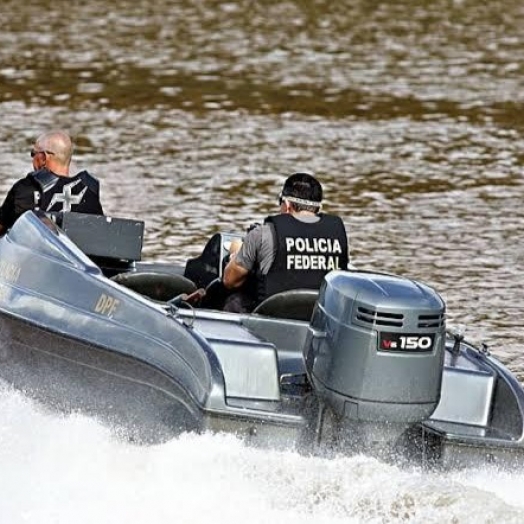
[0,210,523,470]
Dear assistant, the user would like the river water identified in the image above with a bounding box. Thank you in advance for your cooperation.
[1,0,524,522]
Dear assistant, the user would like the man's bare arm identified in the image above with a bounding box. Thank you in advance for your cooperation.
[223,252,249,289]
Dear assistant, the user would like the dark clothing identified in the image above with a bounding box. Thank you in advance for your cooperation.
[257,213,349,302]
[0,169,103,231]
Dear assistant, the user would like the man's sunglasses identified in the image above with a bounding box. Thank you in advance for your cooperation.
[30,149,55,158]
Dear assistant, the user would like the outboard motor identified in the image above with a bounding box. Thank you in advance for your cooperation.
[304,270,446,456]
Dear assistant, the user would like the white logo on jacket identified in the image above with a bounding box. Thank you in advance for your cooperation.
[46,179,87,212]
[285,236,343,270]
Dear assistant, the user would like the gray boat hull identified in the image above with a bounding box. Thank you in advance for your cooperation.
[1,211,523,469]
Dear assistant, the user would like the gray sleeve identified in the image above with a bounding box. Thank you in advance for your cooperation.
[235,224,275,275]
[234,226,262,272]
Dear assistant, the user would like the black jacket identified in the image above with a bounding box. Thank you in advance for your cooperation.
[0,169,103,230]
[257,213,349,301]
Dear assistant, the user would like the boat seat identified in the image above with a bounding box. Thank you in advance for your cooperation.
[253,289,318,322]
[111,272,197,302]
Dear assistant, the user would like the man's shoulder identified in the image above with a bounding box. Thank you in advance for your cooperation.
[236,223,273,266]
[73,170,100,193]
[244,222,272,244]
[10,174,38,192]
[320,213,347,229]
[73,169,97,180]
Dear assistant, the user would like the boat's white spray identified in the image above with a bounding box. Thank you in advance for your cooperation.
[1,381,524,524]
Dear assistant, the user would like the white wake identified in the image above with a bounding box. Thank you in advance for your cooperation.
[1,383,524,524]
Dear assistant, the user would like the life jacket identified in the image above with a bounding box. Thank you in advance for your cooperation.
[30,169,103,215]
[257,213,349,302]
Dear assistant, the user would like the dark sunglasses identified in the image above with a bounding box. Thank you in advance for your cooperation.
[30,149,55,158]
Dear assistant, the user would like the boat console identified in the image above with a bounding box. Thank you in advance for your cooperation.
[57,212,145,276]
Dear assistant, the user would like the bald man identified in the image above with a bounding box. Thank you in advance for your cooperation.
[0,130,103,235]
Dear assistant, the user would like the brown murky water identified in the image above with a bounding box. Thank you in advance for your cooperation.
[1,1,524,522]
[0,0,524,368]
[0,1,523,365]
[1,0,523,374]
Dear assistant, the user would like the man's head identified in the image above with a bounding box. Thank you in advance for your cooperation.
[279,172,323,214]
[31,130,73,176]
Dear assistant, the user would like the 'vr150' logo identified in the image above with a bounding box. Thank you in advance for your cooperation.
[379,333,434,352]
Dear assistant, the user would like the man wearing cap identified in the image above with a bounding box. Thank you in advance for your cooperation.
[0,129,103,235]
[223,172,349,312]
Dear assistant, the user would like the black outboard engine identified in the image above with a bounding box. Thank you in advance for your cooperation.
[303,270,446,456]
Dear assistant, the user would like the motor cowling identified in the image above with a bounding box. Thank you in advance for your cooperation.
[304,270,446,426]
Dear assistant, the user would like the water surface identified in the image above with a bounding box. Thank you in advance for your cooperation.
[1,1,523,522]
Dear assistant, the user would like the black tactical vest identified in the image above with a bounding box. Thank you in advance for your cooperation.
[258,213,349,301]
[30,169,103,215]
